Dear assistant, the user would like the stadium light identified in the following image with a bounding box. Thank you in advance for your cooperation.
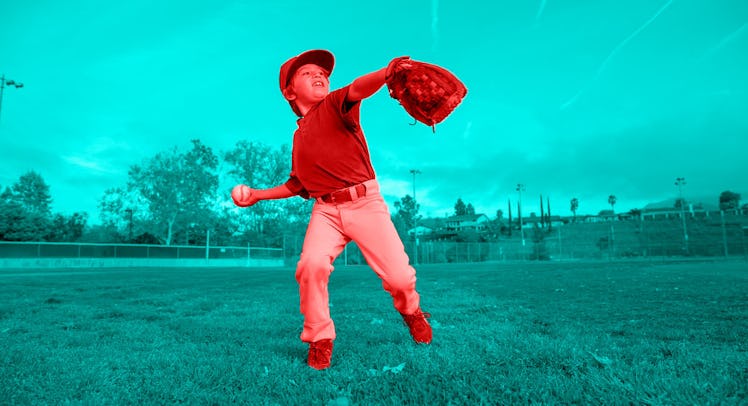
[0,74,24,123]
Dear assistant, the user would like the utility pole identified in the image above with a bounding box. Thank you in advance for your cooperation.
[206,229,211,260]
[675,177,689,254]
[516,183,525,246]
[539,194,545,228]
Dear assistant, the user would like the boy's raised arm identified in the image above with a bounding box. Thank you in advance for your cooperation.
[346,67,387,103]
[346,57,412,103]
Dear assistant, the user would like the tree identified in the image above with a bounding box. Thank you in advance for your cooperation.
[98,187,151,242]
[517,200,522,230]
[224,141,290,189]
[570,198,579,222]
[531,222,549,260]
[394,195,419,233]
[485,214,502,241]
[719,191,741,211]
[674,198,687,210]
[128,139,219,245]
[10,171,53,218]
[0,174,54,241]
[506,199,512,236]
[0,214,49,241]
[223,141,302,243]
[454,198,467,216]
[608,195,617,213]
[0,198,48,241]
[455,229,480,243]
[465,203,475,216]
[391,214,408,243]
[46,212,88,242]
[0,196,19,240]
[99,187,126,229]
[539,195,545,228]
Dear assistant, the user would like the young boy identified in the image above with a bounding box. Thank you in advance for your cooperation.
[232,49,431,370]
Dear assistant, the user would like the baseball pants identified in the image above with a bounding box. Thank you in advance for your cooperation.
[295,179,421,343]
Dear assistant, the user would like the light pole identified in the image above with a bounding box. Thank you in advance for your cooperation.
[675,177,689,253]
[410,169,421,265]
[0,74,24,123]
[608,195,617,258]
[516,183,525,246]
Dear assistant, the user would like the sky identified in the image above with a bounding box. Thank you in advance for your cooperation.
[1,0,746,223]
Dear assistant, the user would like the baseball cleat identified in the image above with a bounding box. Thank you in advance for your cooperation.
[307,339,334,370]
[400,308,432,344]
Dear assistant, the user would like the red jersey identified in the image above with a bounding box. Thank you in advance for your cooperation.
[284,85,376,198]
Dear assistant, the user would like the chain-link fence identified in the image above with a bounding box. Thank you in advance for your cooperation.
[331,211,748,265]
[3,211,746,267]
[0,241,283,267]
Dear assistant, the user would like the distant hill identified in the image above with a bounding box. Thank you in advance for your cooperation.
[644,197,720,211]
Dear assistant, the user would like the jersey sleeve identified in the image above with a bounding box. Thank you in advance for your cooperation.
[284,174,310,199]
[285,146,310,199]
[328,85,361,130]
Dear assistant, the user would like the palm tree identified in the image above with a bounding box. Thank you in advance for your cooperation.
[570,198,579,222]
[608,195,617,213]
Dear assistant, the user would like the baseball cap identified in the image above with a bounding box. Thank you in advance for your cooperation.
[279,49,335,94]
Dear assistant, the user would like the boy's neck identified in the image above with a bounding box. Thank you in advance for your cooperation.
[296,100,320,117]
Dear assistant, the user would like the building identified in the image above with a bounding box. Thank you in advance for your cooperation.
[407,225,434,238]
[519,214,566,229]
[444,214,490,232]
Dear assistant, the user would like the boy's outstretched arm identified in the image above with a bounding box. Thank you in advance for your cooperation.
[232,184,294,207]
[346,57,411,103]
[346,67,386,103]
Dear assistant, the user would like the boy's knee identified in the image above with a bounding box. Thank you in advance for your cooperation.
[382,269,416,293]
[296,255,333,283]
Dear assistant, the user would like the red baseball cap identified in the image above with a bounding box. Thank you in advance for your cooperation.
[279,49,335,94]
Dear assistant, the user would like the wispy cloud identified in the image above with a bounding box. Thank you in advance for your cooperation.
[462,121,473,139]
[61,137,132,176]
[561,0,675,110]
[534,0,547,26]
[699,22,748,61]
[62,155,119,175]
[431,0,439,52]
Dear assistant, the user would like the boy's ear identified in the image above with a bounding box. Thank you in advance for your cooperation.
[283,87,297,101]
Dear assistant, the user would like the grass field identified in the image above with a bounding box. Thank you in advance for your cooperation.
[1,260,746,405]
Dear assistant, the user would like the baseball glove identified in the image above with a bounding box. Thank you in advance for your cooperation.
[385,57,467,132]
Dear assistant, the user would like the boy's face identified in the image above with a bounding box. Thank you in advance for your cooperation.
[285,64,330,104]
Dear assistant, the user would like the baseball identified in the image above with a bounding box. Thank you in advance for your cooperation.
[231,184,253,207]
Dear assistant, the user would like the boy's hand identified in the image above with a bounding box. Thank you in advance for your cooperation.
[231,184,259,207]
[385,56,412,81]
[385,59,467,132]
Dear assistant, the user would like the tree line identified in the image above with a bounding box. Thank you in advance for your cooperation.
[1,138,744,247]
[0,139,313,247]
[568,191,743,222]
